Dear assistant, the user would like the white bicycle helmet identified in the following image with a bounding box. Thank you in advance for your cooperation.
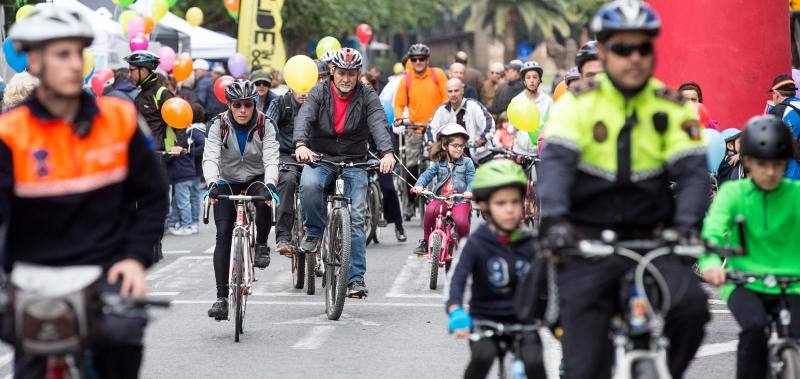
[330,48,363,70]
[8,7,94,51]
[437,123,469,142]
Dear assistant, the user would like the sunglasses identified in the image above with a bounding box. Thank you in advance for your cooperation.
[410,57,428,63]
[230,101,255,109]
[607,42,654,57]
[254,81,270,87]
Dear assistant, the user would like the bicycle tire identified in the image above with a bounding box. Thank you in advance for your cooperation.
[429,234,442,290]
[232,233,245,342]
[292,251,305,289]
[366,183,381,245]
[305,251,316,295]
[366,184,376,245]
[326,208,351,320]
[779,347,800,379]
[631,358,658,379]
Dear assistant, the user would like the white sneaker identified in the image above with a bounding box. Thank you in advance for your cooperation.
[167,226,180,235]
[172,227,193,236]
[189,224,199,234]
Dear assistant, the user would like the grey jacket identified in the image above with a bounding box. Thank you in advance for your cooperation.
[202,111,279,186]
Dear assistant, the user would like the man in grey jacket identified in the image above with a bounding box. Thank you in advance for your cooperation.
[203,80,280,320]
[293,48,395,297]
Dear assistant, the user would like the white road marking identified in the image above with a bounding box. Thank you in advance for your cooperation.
[250,292,315,297]
[147,256,211,281]
[149,292,180,296]
[203,245,215,254]
[708,299,725,305]
[386,255,423,297]
[540,328,562,379]
[163,250,191,255]
[696,339,738,357]
[0,353,12,369]
[170,300,442,307]
[385,293,443,299]
[386,254,446,298]
[292,325,336,350]
[711,309,731,314]
[277,313,382,326]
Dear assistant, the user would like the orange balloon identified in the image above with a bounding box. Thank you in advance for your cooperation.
[161,98,193,128]
[224,0,240,14]
[143,17,155,35]
[553,80,568,102]
[173,55,193,82]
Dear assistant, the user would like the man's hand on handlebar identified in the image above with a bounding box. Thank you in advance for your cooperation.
[108,259,148,298]
[169,146,184,156]
[208,184,220,204]
[295,145,318,163]
[703,267,726,287]
[379,152,396,174]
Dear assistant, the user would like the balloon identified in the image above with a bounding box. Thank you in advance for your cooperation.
[224,0,240,14]
[157,46,176,72]
[507,96,541,133]
[152,0,169,22]
[382,100,394,125]
[186,7,203,27]
[112,0,119,4]
[143,17,155,35]
[161,98,193,129]
[227,53,247,78]
[553,80,568,102]
[226,8,239,20]
[129,33,149,51]
[16,5,35,21]
[284,55,318,94]
[90,68,114,97]
[316,36,341,59]
[355,24,373,45]
[173,55,193,82]
[214,75,235,104]
[721,128,742,142]
[168,0,178,7]
[3,38,27,73]
[84,66,94,85]
[82,49,95,80]
[127,17,145,37]
[702,129,726,173]
[119,11,139,34]
[392,62,404,75]
[696,102,712,128]
[119,0,135,8]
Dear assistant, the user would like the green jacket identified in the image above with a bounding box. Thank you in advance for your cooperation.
[700,179,800,301]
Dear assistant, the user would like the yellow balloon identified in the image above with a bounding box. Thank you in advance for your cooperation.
[152,0,169,22]
[186,7,203,27]
[119,10,139,34]
[284,55,318,94]
[507,96,541,133]
[82,49,95,79]
[393,62,404,75]
[315,36,341,59]
[112,0,120,4]
[16,5,35,21]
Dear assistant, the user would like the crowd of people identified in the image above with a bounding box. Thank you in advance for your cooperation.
[2,0,800,378]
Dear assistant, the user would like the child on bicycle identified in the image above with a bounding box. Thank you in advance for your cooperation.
[700,115,800,379]
[412,123,475,255]
[446,159,546,379]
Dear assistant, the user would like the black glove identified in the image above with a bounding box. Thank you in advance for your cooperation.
[208,185,220,199]
[540,217,575,252]
[675,224,701,245]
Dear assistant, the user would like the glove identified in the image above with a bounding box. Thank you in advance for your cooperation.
[675,225,701,245]
[392,124,406,135]
[448,307,472,333]
[540,217,575,251]
[208,185,220,199]
[266,183,279,205]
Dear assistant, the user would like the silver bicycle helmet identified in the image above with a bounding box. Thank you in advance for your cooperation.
[407,44,430,58]
[330,48,363,70]
[8,7,94,51]
[520,61,543,77]
[591,0,661,42]
[224,79,258,102]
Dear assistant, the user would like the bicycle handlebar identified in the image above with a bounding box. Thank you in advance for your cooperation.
[490,147,539,162]
[310,157,381,170]
[216,194,268,202]
[726,271,800,287]
[419,190,465,202]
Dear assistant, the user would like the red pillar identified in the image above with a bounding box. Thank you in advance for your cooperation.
[650,0,791,129]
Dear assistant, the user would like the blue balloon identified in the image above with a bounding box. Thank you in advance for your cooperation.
[3,38,27,73]
[703,129,726,174]
[381,99,394,125]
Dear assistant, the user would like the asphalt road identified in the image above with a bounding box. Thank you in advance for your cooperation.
[0,217,738,378]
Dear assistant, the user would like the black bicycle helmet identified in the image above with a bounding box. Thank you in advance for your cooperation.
[591,0,661,42]
[575,41,599,73]
[124,50,160,71]
[8,7,94,51]
[224,79,258,102]
[520,61,543,78]
[407,44,430,57]
[739,115,796,160]
[330,48,363,70]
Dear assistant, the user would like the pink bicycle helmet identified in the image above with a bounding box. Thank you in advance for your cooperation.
[437,123,470,142]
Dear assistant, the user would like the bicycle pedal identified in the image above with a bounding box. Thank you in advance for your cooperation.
[347,292,367,299]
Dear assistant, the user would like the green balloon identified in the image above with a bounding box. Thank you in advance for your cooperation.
[119,0,135,8]
[316,36,341,59]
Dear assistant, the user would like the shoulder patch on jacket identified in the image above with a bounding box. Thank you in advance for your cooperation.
[654,88,686,105]
[568,79,599,96]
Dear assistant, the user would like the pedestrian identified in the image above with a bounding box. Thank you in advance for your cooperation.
[766,74,800,179]
[679,81,720,130]
[166,117,199,236]
[104,68,139,102]
[252,69,278,114]
[187,102,206,233]
[360,72,378,90]
[481,62,504,110]
[454,50,483,92]
[491,60,523,115]
[368,66,387,93]
[177,74,198,105]
[2,72,39,112]
[194,59,227,121]
[492,112,515,150]
[449,62,480,101]
[379,55,408,106]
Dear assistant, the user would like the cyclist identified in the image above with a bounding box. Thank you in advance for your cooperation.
[412,124,475,255]
[429,78,495,164]
[447,160,545,379]
[294,48,395,297]
[511,61,552,153]
[124,50,187,152]
[700,115,800,379]
[575,41,603,81]
[315,59,330,83]
[537,1,711,378]
[0,8,168,376]
[203,80,280,319]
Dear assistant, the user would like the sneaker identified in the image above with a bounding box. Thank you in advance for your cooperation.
[276,240,293,257]
[301,236,320,253]
[171,226,193,236]
[254,244,270,268]
[315,254,323,277]
[395,225,407,242]
[207,298,228,320]
[347,280,368,298]
[189,224,199,234]
[167,226,180,235]
[414,239,428,256]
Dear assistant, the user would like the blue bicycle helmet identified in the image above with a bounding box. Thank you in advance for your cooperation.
[721,128,742,143]
[591,0,661,42]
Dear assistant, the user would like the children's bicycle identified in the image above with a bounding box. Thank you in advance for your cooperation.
[469,320,543,379]
[419,190,465,290]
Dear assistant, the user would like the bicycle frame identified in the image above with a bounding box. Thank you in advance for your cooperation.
[229,198,256,296]
[429,200,457,267]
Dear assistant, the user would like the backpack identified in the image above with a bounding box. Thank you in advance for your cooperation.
[404,67,443,95]
[218,111,267,149]
[769,99,800,120]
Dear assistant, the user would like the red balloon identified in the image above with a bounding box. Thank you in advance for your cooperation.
[356,23,372,45]
[696,103,712,128]
[214,75,235,104]
[90,68,114,97]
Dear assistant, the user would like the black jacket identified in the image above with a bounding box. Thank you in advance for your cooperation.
[293,79,393,162]
[491,79,524,114]
[266,92,299,156]
[134,75,187,151]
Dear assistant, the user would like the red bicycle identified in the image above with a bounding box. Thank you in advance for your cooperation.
[490,148,540,227]
[419,190,465,290]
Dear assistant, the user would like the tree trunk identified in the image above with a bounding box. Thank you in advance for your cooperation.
[502,7,519,62]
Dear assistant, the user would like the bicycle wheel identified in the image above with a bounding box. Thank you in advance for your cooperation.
[366,182,381,245]
[291,198,306,289]
[779,347,800,379]
[429,234,442,290]
[306,251,316,295]
[631,358,658,379]
[231,233,245,342]
[325,208,351,320]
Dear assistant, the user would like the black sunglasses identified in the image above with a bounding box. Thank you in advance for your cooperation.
[410,57,428,63]
[230,101,255,109]
[253,81,270,87]
[608,41,654,57]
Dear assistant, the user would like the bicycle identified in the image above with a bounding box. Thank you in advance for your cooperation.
[366,165,387,246]
[279,161,316,295]
[396,120,428,222]
[550,229,703,379]
[469,320,541,379]
[418,190,465,290]
[309,157,380,320]
[490,147,540,227]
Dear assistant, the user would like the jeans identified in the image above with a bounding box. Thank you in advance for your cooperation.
[378,172,402,226]
[189,177,202,225]
[300,164,368,284]
[423,200,471,241]
[275,155,301,242]
[168,179,193,228]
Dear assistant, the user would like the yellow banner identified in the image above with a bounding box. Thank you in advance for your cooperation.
[238,0,286,71]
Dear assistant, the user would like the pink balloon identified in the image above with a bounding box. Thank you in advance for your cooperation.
[127,17,146,37]
[90,67,114,96]
[129,33,149,51]
[157,46,177,72]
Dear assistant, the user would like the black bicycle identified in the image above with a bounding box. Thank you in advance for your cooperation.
[309,158,380,320]
[469,320,542,379]
[365,165,386,246]
[279,161,315,294]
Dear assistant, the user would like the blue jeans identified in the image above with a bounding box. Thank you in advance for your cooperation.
[300,164,368,284]
[189,177,202,225]
[168,179,193,228]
